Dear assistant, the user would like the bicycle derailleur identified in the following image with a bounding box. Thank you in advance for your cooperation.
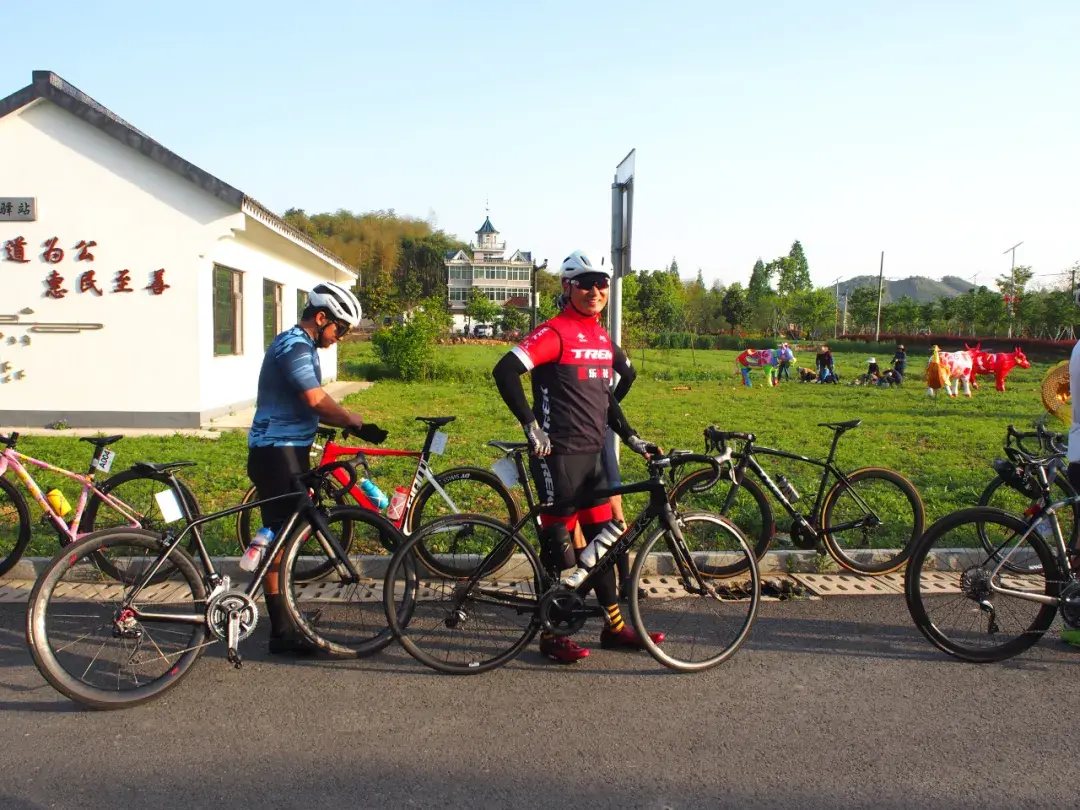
[206,590,259,668]
[960,566,1000,635]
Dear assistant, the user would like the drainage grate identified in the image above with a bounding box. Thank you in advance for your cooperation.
[790,573,903,596]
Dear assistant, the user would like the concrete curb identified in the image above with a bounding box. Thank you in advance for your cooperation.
[0,548,979,583]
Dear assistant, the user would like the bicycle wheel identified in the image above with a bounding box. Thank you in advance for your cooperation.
[820,467,925,574]
[384,514,543,674]
[629,510,760,672]
[0,476,32,579]
[237,484,360,583]
[668,466,774,575]
[280,506,410,657]
[905,507,1061,663]
[26,528,209,709]
[407,467,522,578]
[977,474,1078,574]
[80,468,201,583]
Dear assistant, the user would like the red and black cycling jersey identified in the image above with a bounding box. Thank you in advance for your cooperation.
[510,307,619,455]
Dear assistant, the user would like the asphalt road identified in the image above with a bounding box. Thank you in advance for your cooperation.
[1,595,1077,810]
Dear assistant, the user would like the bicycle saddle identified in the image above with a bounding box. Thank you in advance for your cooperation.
[487,440,528,452]
[817,419,862,432]
[80,435,123,448]
[132,461,197,473]
[415,416,456,427]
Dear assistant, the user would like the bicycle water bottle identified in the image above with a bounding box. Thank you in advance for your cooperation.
[776,474,801,503]
[359,478,390,511]
[387,486,409,522]
[563,522,622,588]
[240,527,274,572]
[45,488,73,517]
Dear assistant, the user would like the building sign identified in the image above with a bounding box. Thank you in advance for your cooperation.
[1,235,171,297]
[0,198,35,221]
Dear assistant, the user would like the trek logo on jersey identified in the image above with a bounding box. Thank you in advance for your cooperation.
[569,348,613,361]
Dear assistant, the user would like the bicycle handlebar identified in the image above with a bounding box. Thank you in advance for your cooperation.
[703,425,755,452]
[0,432,17,448]
[298,459,359,495]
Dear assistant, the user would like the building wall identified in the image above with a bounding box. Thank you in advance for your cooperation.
[0,99,345,428]
[197,220,339,419]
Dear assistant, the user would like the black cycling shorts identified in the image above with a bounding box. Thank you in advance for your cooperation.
[528,451,612,530]
[246,444,311,535]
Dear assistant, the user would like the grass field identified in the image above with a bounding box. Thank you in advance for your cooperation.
[4,340,1065,556]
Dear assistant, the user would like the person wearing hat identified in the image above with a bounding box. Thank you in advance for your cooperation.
[866,357,881,383]
[892,345,908,378]
[815,345,835,383]
[777,342,795,382]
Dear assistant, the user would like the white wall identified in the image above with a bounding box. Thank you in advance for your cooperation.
[197,221,340,416]
[0,99,234,419]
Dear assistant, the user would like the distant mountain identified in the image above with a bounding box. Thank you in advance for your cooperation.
[834,275,976,304]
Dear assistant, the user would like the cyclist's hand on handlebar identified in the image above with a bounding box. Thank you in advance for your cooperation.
[344,420,389,444]
[626,434,661,458]
[523,420,552,456]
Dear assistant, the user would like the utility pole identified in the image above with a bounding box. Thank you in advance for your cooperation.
[1003,241,1023,338]
[970,272,979,337]
[874,251,885,343]
[530,259,547,331]
[842,293,849,336]
[832,276,842,339]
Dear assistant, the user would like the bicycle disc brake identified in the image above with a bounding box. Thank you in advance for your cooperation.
[537,588,588,637]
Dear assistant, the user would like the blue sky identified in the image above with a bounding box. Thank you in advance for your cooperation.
[2,1,1077,290]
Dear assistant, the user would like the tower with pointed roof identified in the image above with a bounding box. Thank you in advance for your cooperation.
[445,211,534,333]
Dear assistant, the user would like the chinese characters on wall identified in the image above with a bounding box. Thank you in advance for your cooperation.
[0,198,35,221]
[2,236,170,299]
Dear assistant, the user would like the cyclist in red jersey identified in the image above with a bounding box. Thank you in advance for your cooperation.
[492,250,663,663]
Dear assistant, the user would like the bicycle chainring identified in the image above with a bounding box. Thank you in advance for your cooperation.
[1061,582,1080,628]
[789,518,819,550]
[537,588,588,637]
[206,590,259,642]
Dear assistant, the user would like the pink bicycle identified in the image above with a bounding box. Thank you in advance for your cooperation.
[0,431,198,579]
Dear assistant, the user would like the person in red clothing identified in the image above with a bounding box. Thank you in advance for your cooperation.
[492,250,663,663]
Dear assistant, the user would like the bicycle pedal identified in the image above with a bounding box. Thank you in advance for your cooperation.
[228,648,243,668]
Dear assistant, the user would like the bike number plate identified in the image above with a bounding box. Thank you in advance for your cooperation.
[94,448,116,473]
[490,456,519,488]
[430,430,449,456]
[154,489,184,524]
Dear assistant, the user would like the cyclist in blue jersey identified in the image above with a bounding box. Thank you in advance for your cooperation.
[247,280,388,654]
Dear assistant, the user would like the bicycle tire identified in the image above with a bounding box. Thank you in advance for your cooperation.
[820,467,925,574]
[384,513,543,675]
[0,476,32,579]
[407,467,521,578]
[668,466,774,575]
[904,507,1061,663]
[629,511,760,672]
[280,505,410,657]
[80,467,201,583]
[976,474,1078,574]
[26,528,208,709]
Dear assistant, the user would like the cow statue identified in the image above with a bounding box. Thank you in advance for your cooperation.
[967,343,1030,392]
[928,344,1030,397]
[735,348,778,387]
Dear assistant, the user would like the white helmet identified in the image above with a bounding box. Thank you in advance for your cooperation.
[308,281,362,327]
[559,250,609,280]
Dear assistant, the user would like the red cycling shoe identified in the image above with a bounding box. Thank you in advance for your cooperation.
[539,635,590,663]
[599,625,665,651]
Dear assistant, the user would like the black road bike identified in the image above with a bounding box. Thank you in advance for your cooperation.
[670,420,925,575]
[26,459,416,710]
[381,449,760,675]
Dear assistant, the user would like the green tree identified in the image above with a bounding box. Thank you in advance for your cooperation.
[705,279,727,332]
[360,267,396,322]
[847,286,879,333]
[721,283,750,334]
[535,267,561,298]
[918,300,938,332]
[747,258,773,304]
[891,295,920,332]
[499,304,529,336]
[788,240,811,291]
[636,270,685,332]
[790,288,836,335]
[370,295,449,381]
[668,257,680,277]
[683,269,708,334]
[465,288,501,329]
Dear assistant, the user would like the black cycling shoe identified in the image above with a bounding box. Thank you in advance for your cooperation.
[268,634,319,656]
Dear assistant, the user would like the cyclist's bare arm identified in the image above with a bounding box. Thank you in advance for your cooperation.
[300,387,364,429]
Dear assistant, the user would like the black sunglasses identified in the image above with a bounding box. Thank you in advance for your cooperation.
[570,277,610,291]
[333,320,351,337]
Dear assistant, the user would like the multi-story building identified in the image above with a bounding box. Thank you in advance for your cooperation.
[445,216,533,332]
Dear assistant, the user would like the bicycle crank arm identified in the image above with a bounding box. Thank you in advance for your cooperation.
[227,609,243,668]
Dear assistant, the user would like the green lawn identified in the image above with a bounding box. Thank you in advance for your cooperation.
[5,340,1063,556]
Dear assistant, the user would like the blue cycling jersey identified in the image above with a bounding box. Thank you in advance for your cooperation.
[248,326,322,448]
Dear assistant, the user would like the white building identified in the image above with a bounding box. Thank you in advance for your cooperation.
[0,71,357,429]
[445,216,534,332]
